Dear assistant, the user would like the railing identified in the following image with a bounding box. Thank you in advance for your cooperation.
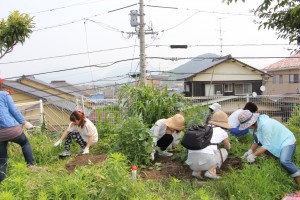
[16,95,300,133]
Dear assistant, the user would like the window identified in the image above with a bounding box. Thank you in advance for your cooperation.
[235,83,252,95]
[185,84,190,92]
[272,75,276,84]
[279,75,283,84]
[214,84,222,95]
[289,74,299,83]
[224,84,233,92]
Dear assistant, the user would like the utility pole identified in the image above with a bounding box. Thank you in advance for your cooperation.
[139,0,146,85]
[129,0,157,86]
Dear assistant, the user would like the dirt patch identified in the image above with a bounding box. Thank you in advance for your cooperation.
[140,155,192,180]
[65,154,106,172]
[65,153,243,179]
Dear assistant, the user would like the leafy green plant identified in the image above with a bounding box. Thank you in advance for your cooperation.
[288,105,300,127]
[182,104,208,128]
[112,116,154,166]
[118,84,185,126]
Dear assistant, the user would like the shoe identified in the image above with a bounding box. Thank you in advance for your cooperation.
[192,171,205,181]
[158,151,173,157]
[77,148,84,154]
[150,152,155,161]
[204,171,221,179]
[59,150,70,157]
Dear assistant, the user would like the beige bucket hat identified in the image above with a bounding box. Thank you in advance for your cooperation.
[165,114,185,131]
[208,111,230,129]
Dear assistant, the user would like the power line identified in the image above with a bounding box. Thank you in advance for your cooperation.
[0,46,137,64]
[0,43,295,65]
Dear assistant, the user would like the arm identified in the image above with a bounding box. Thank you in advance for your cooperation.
[6,93,25,124]
[59,130,70,141]
[223,138,231,150]
[252,146,266,157]
[85,134,94,149]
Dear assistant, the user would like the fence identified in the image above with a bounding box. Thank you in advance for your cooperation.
[16,95,300,133]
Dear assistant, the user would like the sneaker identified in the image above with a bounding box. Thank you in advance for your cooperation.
[204,171,221,179]
[150,152,155,161]
[192,171,205,181]
[158,151,173,157]
[59,150,70,157]
[77,148,84,154]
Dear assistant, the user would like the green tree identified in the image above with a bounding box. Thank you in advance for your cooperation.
[0,11,34,59]
[224,0,300,49]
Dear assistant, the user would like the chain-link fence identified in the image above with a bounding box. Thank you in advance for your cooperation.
[16,95,300,133]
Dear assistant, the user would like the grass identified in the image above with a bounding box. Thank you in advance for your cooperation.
[1,126,300,199]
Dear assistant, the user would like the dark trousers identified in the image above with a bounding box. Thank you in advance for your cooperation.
[0,132,35,181]
[157,134,173,151]
[64,132,87,151]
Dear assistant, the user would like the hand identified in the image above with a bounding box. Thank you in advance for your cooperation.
[246,154,257,163]
[24,121,34,129]
[241,149,253,159]
[82,148,89,154]
[53,140,62,147]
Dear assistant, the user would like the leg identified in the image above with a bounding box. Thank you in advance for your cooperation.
[280,144,300,193]
[215,148,228,168]
[280,144,299,176]
[70,132,87,149]
[64,133,73,151]
[0,141,8,182]
[157,134,173,151]
[10,132,35,166]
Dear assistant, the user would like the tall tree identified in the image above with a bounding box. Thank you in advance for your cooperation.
[0,11,34,59]
[224,0,300,50]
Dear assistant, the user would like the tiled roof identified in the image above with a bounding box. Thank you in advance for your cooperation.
[166,53,269,80]
[18,75,84,97]
[3,80,91,115]
[263,51,300,71]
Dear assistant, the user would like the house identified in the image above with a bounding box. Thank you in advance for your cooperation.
[169,53,271,97]
[1,79,92,131]
[262,51,300,95]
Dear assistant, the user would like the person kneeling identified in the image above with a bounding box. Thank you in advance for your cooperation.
[185,111,231,180]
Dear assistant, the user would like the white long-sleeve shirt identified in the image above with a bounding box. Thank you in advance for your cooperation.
[150,119,181,149]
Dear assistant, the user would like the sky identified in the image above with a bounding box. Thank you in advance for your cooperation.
[0,0,297,86]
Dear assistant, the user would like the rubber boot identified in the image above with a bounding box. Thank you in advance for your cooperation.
[294,176,300,194]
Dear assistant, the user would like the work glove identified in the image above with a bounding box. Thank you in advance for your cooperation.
[53,140,62,147]
[82,148,89,154]
[24,121,34,129]
[246,154,257,163]
[241,149,253,159]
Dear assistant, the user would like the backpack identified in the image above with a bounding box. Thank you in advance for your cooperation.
[181,124,216,150]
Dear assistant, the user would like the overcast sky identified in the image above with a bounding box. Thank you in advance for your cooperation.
[0,0,296,85]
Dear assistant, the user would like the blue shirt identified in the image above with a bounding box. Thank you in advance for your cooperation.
[255,114,296,157]
[0,91,25,128]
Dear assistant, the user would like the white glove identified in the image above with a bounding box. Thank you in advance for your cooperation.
[246,154,257,163]
[24,121,34,129]
[53,140,62,147]
[82,148,89,154]
[241,149,253,159]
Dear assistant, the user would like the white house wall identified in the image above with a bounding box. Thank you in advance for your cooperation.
[189,61,263,81]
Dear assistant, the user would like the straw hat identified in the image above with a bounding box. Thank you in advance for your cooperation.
[165,114,185,131]
[238,110,259,130]
[208,111,230,129]
[209,103,221,112]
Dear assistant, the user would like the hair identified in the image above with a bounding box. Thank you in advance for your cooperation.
[70,110,86,128]
[243,102,258,113]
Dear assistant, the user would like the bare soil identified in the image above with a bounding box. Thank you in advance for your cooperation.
[65,153,243,180]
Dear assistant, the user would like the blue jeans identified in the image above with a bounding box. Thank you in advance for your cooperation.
[280,144,299,176]
[0,132,35,181]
